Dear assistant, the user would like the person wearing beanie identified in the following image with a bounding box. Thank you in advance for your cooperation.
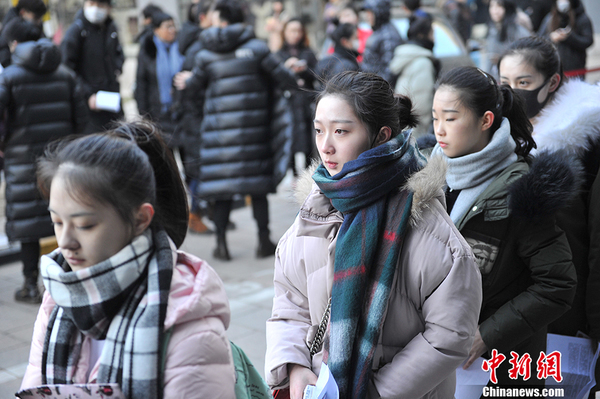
[61,0,125,135]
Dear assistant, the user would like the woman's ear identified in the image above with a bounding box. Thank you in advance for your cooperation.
[549,73,561,93]
[481,111,494,131]
[376,126,392,145]
[134,203,155,236]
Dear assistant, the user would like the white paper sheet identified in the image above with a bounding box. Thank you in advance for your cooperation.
[303,363,339,399]
[95,90,121,113]
[455,357,490,399]
[546,333,600,399]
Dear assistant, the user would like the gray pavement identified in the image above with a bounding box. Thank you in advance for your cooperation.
[0,174,301,398]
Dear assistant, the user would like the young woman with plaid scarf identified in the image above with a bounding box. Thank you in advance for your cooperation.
[265,71,483,399]
[19,121,236,398]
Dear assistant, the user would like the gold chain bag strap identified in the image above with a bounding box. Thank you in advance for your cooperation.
[309,298,332,357]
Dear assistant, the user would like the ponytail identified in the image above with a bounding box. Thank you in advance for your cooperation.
[38,120,189,248]
[396,94,419,131]
[498,85,535,157]
[113,121,189,247]
[436,66,535,157]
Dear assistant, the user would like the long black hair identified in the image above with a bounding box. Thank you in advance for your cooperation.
[37,120,189,248]
[435,66,536,157]
[316,71,418,139]
[498,35,564,92]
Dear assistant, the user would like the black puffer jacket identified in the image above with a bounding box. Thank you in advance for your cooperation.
[361,0,403,84]
[0,39,88,242]
[61,9,124,100]
[187,23,296,198]
[175,37,205,181]
[135,34,180,147]
[449,155,578,387]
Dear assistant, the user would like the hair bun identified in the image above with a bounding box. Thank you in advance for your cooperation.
[396,94,419,129]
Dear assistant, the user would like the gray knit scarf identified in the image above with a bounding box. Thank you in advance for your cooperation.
[432,118,517,223]
[40,228,174,399]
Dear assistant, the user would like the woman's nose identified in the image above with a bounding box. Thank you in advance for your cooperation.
[56,225,78,251]
[318,133,335,154]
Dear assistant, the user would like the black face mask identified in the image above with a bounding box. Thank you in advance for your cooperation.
[513,79,552,119]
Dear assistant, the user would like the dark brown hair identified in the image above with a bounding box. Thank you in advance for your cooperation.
[37,120,188,248]
[316,71,418,139]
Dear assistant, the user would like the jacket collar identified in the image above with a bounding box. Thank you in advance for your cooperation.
[532,79,600,157]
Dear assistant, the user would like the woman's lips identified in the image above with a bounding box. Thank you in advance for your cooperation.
[438,142,447,148]
[66,256,85,266]
[326,161,338,169]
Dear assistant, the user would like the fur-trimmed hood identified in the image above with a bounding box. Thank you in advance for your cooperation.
[294,156,448,226]
[508,151,584,221]
[532,79,600,158]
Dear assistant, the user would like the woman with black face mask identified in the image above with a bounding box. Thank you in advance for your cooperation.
[499,35,600,395]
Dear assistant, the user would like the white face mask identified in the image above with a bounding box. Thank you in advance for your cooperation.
[84,6,108,24]
[557,0,570,13]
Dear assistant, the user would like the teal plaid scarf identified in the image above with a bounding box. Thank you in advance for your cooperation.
[313,131,426,398]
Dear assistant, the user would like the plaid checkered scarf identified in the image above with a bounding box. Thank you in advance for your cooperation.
[313,132,426,398]
[40,228,174,399]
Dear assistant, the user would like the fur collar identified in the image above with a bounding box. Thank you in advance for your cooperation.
[532,79,600,157]
[509,151,584,221]
[295,156,447,226]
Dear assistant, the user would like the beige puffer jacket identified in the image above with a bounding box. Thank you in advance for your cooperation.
[265,158,483,398]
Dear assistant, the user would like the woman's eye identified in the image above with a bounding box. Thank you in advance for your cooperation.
[335,129,346,134]
[52,221,62,227]
[314,128,322,135]
[78,225,95,231]
[432,117,438,122]
[446,118,455,122]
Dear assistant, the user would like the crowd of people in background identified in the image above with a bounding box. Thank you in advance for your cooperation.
[0,0,599,397]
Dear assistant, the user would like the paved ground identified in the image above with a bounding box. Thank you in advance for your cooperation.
[0,174,301,398]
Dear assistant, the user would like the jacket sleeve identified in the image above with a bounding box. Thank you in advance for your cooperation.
[162,258,236,399]
[260,50,298,91]
[563,15,594,51]
[372,217,483,398]
[68,69,89,134]
[163,320,236,399]
[20,292,55,390]
[479,218,577,352]
[587,172,600,339]
[134,51,150,116]
[61,24,94,100]
[0,72,10,118]
[185,51,209,93]
[265,223,313,389]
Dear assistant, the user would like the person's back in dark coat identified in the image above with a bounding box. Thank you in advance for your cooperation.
[0,37,88,303]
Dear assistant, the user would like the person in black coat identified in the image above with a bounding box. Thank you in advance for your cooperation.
[0,0,47,68]
[178,1,202,57]
[360,0,403,85]
[275,18,318,175]
[538,0,594,77]
[61,0,125,134]
[315,23,360,82]
[176,0,215,235]
[175,0,297,261]
[134,12,184,148]
[0,20,88,303]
